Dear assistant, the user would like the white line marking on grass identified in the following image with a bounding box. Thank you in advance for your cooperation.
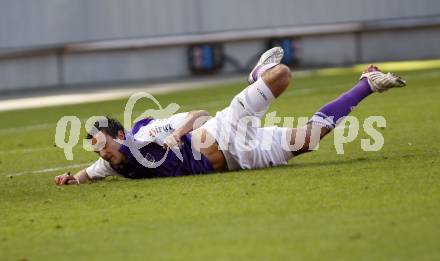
[4,163,92,177]
[0,123,54,134]
[0,147,55,155]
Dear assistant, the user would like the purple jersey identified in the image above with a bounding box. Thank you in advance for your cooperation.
[111,118,214,179]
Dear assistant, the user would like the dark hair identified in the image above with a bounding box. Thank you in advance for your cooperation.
[86,116,125,139]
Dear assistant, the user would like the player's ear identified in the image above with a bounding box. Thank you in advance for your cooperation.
[117,130,125,140]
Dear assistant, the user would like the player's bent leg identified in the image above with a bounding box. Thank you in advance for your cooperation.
[285,64,406,157]
[228,64,291,121]
[202,48,292,170]
[206,65,292,170]
[239,64,406,169]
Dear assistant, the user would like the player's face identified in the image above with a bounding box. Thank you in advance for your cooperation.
[93,131,126,165]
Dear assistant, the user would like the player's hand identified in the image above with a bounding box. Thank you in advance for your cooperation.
[54,172,77,185]
[163,134,182,150]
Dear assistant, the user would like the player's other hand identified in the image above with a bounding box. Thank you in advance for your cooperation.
[54,172,76,185]
[163,134,182,150]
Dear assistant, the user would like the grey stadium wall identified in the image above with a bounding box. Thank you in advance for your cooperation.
[0,0,440,91]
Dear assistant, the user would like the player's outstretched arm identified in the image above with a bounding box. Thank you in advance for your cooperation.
[54,169,91,185]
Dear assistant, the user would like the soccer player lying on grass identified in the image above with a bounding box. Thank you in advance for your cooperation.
[55,47,406,185]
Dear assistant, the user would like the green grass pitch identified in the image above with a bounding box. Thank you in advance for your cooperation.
[1,62,439,260]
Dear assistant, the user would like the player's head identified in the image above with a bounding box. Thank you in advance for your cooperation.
[86,117,126,165]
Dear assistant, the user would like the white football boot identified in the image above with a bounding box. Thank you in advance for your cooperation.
[360,64,406,93]
[248,47,284,84]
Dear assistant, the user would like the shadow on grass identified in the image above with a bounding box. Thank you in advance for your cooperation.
[241,156,390,175]
[286,157,377,169]
[98,156,390,185]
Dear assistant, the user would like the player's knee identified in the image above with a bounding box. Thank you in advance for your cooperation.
[290,126,321,156]
[262,64,292,97]
[272,64,291,87]
[300,133,314,151]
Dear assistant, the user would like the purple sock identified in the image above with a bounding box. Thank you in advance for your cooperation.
[309,79,373,129]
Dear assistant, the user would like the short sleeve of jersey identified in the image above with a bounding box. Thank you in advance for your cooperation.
[133,112,188,145]
[168,112,189,130]
[85,158,119,180]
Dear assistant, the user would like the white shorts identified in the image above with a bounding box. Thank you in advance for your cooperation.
[201,78,293,170]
